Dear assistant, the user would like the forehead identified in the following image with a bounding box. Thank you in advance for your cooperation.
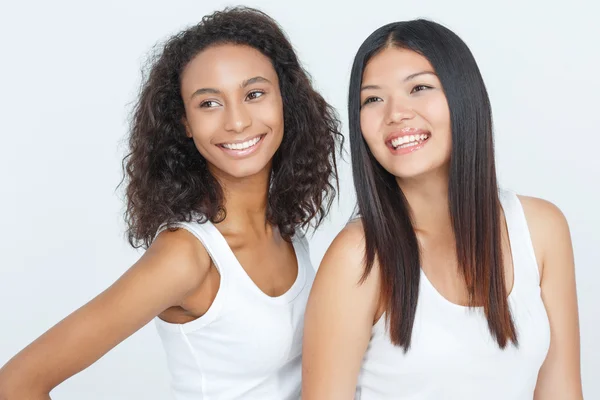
[180,44,278,93]
[362,47,434,82]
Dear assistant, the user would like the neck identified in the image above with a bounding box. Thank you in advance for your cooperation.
[397,167,452,236]
[210,162,272,238]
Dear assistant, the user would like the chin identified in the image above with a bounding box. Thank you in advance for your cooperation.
[391,169,429,181]
[221,159,273,179]
[388,160,448,181]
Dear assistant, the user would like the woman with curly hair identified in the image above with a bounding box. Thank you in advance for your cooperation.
[0,7,341,400]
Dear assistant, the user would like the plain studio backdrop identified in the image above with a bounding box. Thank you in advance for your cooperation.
[0,0,598,398]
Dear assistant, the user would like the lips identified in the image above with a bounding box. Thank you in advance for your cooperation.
[218,134,265,150]
[389,132,430,149]
[217,134,266,158]
[385,128,431,155]
[385,128,431,147]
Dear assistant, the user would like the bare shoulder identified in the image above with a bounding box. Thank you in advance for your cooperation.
[315,218,380,298]
[517,195,572,276]
[518,195,569,227]
[518,195,570,239]
[319,218,367,275]
[332,218,367,254]
[138,227,212,296]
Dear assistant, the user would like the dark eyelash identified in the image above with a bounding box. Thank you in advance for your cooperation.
[199,90,265,108]
[200,100,219,108]
[412,85,432,93]
[247,90,265,100]
[362,97,381,106]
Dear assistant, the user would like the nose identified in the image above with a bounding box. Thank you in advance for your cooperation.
[385,97,416,125]
[224,103,252,133]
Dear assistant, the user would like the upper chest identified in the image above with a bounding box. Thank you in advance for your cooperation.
[226,233,300,297]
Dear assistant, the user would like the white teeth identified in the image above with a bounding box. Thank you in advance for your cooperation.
[390,133,429,148]
[399,142,418,149]
[222,136,261,150]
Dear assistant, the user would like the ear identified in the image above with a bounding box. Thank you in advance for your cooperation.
[182,117,193,138]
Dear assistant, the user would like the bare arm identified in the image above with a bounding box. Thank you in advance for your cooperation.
[519,196,583,399]
[0,229,210,399]
[302,221,381,400]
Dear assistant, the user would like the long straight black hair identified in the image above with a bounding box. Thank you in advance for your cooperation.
[349,19,517,351]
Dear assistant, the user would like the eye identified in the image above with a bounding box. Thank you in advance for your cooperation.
[361,96,382,107]
[199,100,220,108]
[411,85,432,94]
[246,90,265,100]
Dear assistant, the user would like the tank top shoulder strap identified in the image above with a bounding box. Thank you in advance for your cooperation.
[498,188,541,287]
[293,231,315,277]
[155,218,235,278]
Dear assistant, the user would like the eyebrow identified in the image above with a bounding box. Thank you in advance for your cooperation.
[190,87,220,99]
[190,76,272,100]
[241,76,271,88]
[360,70,437,91]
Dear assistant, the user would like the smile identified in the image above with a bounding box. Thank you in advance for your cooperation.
[390,133,430,149]
[217,134,266,158]
[385,129,431,155]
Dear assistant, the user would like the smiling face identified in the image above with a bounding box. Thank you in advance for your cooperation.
[180,44,284,180]
[359,46,452,181]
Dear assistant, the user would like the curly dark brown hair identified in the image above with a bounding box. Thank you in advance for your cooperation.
[123,6,342,248]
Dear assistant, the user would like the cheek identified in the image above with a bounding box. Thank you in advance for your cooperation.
[266,97,285,133]
[190,135,214,164]
[425,96,451,131]
[359,110,382,143]
[191,129,216,154]
[187,118,221,159]
[185,106,220,140]
[360,111,389,159]
[421,97,451,147]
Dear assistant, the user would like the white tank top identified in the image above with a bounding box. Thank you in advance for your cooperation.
[356,189,551,400]
[154,220,314,400]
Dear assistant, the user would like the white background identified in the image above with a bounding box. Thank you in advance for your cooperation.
[0,0,598,398]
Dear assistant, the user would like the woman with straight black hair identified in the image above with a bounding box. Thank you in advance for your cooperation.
[303,19,582,400]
